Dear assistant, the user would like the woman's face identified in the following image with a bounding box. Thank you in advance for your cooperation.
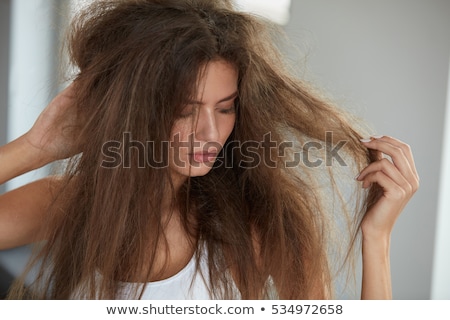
[169,60,238,180]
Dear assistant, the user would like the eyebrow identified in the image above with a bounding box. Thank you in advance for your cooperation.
[188,91,238,105]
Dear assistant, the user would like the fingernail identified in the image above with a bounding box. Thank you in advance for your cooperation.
[354,173,360,180]
[360,138,371,143]
[371,135,384,139]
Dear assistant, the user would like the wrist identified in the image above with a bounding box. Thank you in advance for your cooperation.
[361,218,393,242]
[19,133,56,168]
[361,229,391,258]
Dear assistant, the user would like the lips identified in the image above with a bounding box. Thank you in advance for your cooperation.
[191,151,218,163]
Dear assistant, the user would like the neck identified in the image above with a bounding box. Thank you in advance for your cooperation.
[161,171,188,215]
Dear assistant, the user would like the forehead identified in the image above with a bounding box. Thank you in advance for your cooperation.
[194,60,238,102]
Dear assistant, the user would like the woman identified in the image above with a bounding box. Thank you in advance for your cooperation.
[0,0,418,299]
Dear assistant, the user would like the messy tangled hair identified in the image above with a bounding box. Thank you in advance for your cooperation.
[9,0,380,299]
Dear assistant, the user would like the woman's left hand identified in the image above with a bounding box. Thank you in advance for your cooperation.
[356,136,419,240]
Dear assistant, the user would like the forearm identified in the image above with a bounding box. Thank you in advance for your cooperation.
[360,234,392,299]
[357,136,418,299]
[0,135,48,186]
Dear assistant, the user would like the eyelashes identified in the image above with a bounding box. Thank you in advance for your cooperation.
[177,105,197,119]
[219,104,236,114]
[177,104,236,119]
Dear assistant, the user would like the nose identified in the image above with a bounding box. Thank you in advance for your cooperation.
[195,108,219,142]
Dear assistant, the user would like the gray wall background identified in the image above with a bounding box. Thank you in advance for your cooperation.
[0,0,449,299]
[284,0,450,299]
[0,0,11,196]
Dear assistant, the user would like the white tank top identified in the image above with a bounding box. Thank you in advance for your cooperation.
[123,254,277,300]
[120,253,213,299]
[117,250,243,299]
[76,252,277,299]
[73,252,213,299]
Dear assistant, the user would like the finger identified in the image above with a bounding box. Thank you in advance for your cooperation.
[360,137,418,186]
[360,170,408,201]
[356,158,415,194]
[370,135,419,180]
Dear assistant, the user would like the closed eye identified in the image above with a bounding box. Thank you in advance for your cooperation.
[177,105,199,118]
[218,104,236,114]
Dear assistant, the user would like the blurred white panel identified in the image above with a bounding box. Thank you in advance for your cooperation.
[70,0,92,13]
[7,0,58,191]
[235,0,292,25]
[70,1,292,25]
[432,57,450,299]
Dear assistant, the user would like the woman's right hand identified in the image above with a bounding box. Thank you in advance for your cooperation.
[23,82,82,164]
[0,84,80,248]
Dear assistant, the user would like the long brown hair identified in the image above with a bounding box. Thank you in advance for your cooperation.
[9,0,380,299]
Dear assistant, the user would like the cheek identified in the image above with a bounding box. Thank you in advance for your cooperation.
[221,116,236,140]
[171,122,193,143]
